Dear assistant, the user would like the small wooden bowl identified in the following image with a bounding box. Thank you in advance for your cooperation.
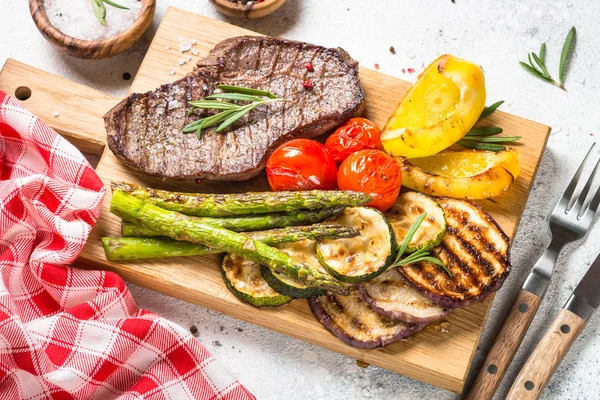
[209,0,287,19]
[29,0,155,59]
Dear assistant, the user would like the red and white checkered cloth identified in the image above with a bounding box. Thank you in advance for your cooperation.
[0,90,255,400]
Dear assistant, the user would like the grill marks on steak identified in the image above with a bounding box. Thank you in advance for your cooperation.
[105,36,365,180]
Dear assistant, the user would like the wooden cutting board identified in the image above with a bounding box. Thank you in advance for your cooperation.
[0,6,550,393]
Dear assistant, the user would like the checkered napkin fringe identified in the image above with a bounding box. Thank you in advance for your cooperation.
[0,91,255,400]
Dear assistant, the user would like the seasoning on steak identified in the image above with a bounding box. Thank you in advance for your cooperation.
[104,36,365,181]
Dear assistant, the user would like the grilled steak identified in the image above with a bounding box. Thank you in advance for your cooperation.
[398,198,511,308]
[105,36,365,181]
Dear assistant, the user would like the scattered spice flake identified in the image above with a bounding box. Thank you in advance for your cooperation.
[165,45,170,50]
[407,68,415,74]
[389,46,396,54]
[237,328,244,332]
[303,80,314,90]
[195,178,203,184]
[346,8,350,11]
[190,325,199,336]
[180,41,192,53]
[52,111,60,117]
[402,68,406,74]
[212,341,222,347]
[169,69,175,75]
[374,63,380,70]
[356,360,370,368]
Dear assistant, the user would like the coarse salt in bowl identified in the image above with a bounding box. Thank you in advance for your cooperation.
[44,0,143,41]
[29,0,155,59]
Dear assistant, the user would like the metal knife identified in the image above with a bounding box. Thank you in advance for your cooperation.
[506,251,600,399]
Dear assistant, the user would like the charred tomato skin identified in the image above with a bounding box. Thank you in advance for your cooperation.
[325,118,382,162]
[337,150,402,211]
[266,139,338,191]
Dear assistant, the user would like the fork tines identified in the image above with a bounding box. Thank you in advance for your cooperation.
[562,143,600,221]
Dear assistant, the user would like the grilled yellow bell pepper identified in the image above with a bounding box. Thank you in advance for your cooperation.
[398,148,521,199]
[381,55,486,158]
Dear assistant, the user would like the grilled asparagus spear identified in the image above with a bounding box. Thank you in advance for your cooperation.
[112,182,371,217]
[121,207,346,235]
[104,225,359,261]
[110,191,347,293]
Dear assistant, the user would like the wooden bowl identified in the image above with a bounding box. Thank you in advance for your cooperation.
[209,0,287,19]
[29,0,155,59]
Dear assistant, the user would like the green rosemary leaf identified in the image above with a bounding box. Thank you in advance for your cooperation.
[528,53,549,79]
[539,43,547,63]
[396,212,427,261]
[102,0,129,9]
[466,127,504,136]
[531,52,551,79]
[477,101,504,122]
[520,61,550,82]
[188,100,243,110]
[91,0,107,24]
[205,93,263,102]
[457,141,506,152]
[218,85,278,99]
[216,104,255,133]
[182,109,239,133]
[559,27,576,88]
[460,136,522,143]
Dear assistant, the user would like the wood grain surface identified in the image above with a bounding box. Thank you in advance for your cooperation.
[506,309,587,400]
[0,7,551,393]
[29,0,156,59]
[465,289,543,400]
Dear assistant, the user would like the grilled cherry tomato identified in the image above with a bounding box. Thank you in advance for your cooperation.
[325,118,382,162]
[267,139,337,191]
[337,150,401,211]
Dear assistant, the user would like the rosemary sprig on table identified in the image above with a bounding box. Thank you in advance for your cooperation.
[457,100,521,152]
[183,85,284,139]
[519,27,576,90]
[388,212,453,277]
[91,0,129,25]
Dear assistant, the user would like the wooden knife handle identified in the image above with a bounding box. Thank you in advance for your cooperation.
[506,308,586,399]
[465,289,542,400]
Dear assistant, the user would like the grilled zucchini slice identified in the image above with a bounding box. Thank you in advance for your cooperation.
[309,287,425,349]
[316,207,395,283]
[359,268,450,324]
[398,197,511,308]
[221,253,292,307]
[385,191,446,253]
[260,240,328,298]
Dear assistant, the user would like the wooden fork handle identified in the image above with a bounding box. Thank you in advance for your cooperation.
[506,308,586,399]
[465,289,542,400]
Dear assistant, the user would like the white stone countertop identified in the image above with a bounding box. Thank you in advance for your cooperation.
[2,1,600,398]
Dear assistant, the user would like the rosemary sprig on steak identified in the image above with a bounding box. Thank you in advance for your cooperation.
[183,85,284,139]
[389,212,452,277]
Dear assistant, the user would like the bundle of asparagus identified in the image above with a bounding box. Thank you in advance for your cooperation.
[103,183,372,297]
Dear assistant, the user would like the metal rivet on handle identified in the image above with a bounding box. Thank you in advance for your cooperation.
[560,324,571,334]
[487,364,498,374]
[518,303,529,313]
[525,381,535,391]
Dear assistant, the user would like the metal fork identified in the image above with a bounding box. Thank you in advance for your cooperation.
[466,143,600,400]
